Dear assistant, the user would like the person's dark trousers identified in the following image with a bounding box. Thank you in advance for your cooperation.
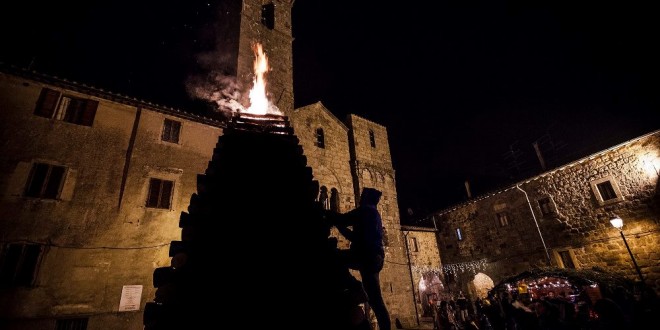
[360,269,391,330]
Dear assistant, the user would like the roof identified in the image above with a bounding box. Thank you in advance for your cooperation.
[401,225,437,232]
[0,63,226,128]
[489,266,636,296]
[433,129,660,217]
[293,101,349,132]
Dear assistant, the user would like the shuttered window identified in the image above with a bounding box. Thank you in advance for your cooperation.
[34,88,97,126]
[24,163,66,199]
[0,243,43,287]
[146,178,174,209]
[162,119,181,143]
[56,317,89,330]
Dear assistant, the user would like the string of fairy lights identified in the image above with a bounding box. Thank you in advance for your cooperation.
[412,258,488,276]
[411,265,443,276]
[442,259,488,276]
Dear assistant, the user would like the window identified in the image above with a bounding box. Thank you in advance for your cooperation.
[456,228,463,241]
[330,188,339,212]
[318,186,329,209]
[34,88,97,126]
[538,197,556,217]
[162,119,181,143]
[369,130,376,148]
[497,212,510,227]
[0,243,43,287]
[56,317,89,330]
[597,181,616,200]
[558,251,576,269]
[554,249,577,269]
[261,2,275,29]
[146,178,174,209]
[409,237,419,252]
[24,163,66,199]
[590,176,624,205]
[315,128,325,148]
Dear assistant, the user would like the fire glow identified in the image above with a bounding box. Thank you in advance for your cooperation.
[244,42,282,116]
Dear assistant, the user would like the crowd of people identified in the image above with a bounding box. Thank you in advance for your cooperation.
[429,286,658,329]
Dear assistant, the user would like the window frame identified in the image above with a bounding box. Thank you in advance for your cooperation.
[315,128,325,148]
[0,243,44,287]
[496,212,510,227]
[261,2,275,29]
[24,162,67,200]
[369,129,376,148]
[34,88,97,126]
[553,249,578,269]
[537,197,557,217]
[589,176,624,206]
[146,178,174,209]
[161,118,182,144]
[329,188,340,212]
[319,186,329,210]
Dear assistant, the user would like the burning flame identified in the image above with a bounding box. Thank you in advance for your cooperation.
[245,42,282,116]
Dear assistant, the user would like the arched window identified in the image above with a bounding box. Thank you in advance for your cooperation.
[316,128,325,148]
[330,188,339,212]
[261,2,275,30]
[369,129,376,148]
[319,186,329,210]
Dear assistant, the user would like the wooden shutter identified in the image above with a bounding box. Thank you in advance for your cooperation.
[171,121,181,143]
[160,180,173,208]
[80,100,98,126]
[146,179,161,207]
[34,88,60,118]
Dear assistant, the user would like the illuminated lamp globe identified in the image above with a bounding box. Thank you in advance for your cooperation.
[610,216,624,230]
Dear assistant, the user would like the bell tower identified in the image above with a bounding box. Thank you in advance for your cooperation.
[219,0,295,115]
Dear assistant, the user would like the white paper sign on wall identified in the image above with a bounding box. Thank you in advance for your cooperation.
[118,285,143,312]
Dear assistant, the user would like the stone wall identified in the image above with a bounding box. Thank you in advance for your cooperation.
[402,226,442,319]
[238,0,295,115]
[0,71,222,329]
[433,131,660,296]
[290,102,355,213]
[347,114,418,327]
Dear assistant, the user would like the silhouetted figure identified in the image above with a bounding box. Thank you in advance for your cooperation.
[632,285,660,329]
[330,187,391,330]
[593,298,628,330]
[457,291,469,322]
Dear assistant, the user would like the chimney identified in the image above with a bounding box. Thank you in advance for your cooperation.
[532,141,547,171]
[465,180,472,199]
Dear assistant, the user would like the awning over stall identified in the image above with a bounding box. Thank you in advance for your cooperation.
[488,267,636,302]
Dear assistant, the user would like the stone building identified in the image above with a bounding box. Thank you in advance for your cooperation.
[431,130,660,298]
[401,225,443,320]
[0,1,416,329]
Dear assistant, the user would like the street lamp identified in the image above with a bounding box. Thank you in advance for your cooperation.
[610,216,645,283]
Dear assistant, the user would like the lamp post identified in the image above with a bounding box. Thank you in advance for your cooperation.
[610,216,645,283]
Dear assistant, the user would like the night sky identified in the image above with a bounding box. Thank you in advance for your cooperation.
[1,1,658,224]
